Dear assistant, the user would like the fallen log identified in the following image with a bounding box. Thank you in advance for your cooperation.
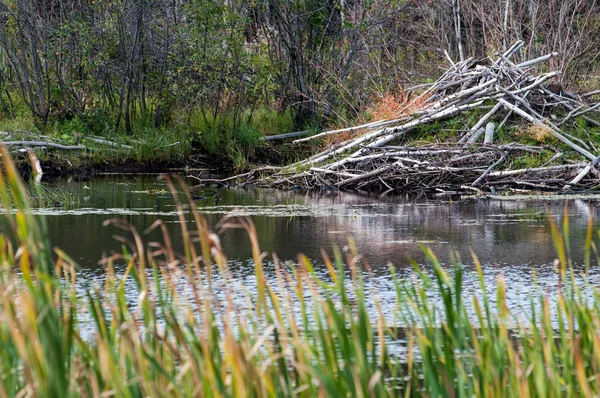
[86,136,132,150]
[1,141,85,150]
[487,163,586,178]
[484,122,495,144]
[292,119,393,144]
[563,154,600,190]
[259,130,312,142]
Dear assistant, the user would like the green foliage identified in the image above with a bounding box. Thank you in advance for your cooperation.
[202,120,261,169]
[407,115,466,143]
[131,125,193,163]
[509,150,555,169]
[247,107,295,137]
[192,108,294,167]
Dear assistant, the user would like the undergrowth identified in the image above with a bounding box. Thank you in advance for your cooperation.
[0,103,298,169]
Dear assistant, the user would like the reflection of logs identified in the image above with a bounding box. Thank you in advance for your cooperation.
[205,41,600,195]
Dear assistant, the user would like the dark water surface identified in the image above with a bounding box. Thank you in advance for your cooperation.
[38,174,596,274]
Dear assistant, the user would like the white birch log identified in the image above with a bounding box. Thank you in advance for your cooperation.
[487,163,586,178]
[484,122,495,144]
[515,52,558,69]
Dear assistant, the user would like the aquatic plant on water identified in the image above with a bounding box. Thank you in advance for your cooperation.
[2,146,600,396]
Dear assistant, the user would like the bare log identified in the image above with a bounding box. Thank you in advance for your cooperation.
[86,136,132,150]
[259,130,312,142]
[563,154,600,189]
[515,52,558,69]
[487,163,586,178]
[460,102,502,143]
[292,119,393,143]
[431,79,496,110]
[581,90,600,98]
[336,165,392,187]
[332,149,462,165]
[483,122,495,144]
[1,141,86,150]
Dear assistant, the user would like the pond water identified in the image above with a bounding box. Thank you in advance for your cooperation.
[38,174,596,271]
[19,174,600,328]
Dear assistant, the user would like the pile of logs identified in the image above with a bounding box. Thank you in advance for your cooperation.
[207,41,600,196]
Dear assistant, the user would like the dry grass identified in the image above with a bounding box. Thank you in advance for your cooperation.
[323,89,430,147]
[368,89,430,121]
[518,122,556,143]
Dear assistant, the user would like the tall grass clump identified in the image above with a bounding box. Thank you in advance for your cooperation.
[3,146,600,396]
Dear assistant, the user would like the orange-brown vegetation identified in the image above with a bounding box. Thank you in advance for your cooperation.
[323,90,431,146]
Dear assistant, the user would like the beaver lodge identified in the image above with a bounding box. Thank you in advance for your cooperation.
[198,41,600,197]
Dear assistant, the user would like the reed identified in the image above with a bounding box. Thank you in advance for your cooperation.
[0,146,600,396]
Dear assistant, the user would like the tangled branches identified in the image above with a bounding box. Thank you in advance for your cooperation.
[201,41,600,196]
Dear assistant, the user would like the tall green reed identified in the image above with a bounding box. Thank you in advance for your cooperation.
[1,146,600,396]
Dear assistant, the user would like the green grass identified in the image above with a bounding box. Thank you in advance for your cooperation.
[507,149,556,169]
[3,148,600,396]
[0,102,297,169]
[27,182,78,208]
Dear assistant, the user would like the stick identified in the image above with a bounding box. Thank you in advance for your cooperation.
[293,118,400,144]
[332,149,462,165]
[310,167,358,179]
[336,165,392,187]
[542,89,600,127]
[560,103,600,126]
[539,152,562,167]
[188,166,280,183]
[472,151,507,185]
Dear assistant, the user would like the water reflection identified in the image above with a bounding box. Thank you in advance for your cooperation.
[32,175,599,274]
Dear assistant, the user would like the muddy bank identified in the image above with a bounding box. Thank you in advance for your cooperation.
[13,151,227,181]
[8,143,304,187]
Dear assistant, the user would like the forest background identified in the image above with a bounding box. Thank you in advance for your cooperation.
[0,0,599,167]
